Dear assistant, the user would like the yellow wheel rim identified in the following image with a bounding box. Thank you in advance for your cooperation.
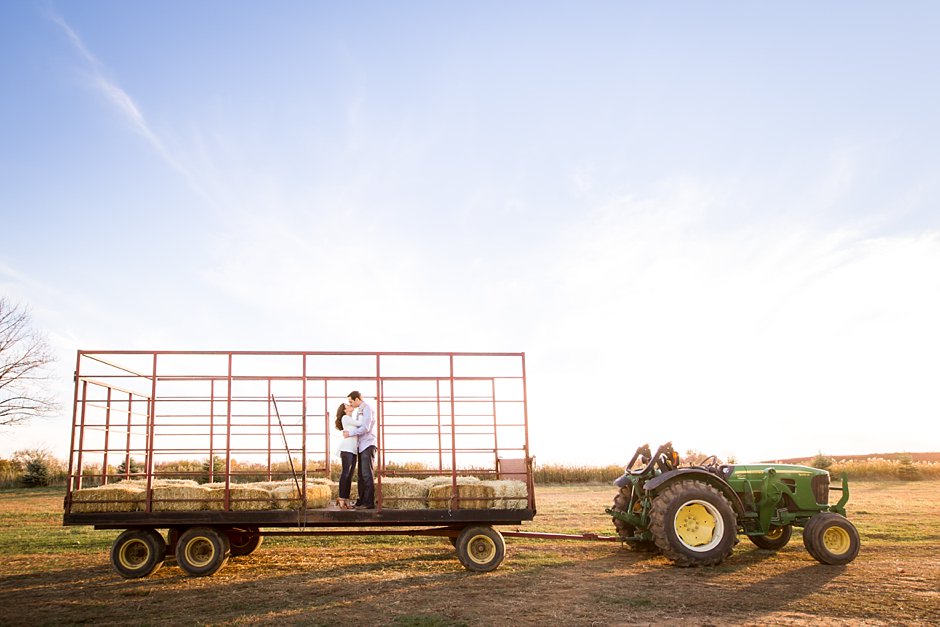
[766,526,785,540]
[118,539,150,569]
[466,535,497,565]
[674,500,722,551]
[822,525,851,555]
[184,537,215,568]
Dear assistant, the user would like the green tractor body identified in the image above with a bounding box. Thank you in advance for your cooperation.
[608,443,860,567]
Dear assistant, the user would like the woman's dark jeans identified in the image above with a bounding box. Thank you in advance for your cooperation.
[339,451,358,499]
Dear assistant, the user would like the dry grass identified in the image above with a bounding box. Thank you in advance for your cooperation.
[2,481,939,625]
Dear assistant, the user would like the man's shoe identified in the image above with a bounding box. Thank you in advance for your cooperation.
[355,504,375,509]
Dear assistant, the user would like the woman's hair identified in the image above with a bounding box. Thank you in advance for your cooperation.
[335,403,347,430]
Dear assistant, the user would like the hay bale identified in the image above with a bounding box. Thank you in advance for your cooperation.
[271,483,332,509]
[423,475,480,487]
[379,477,429,510]
[70,485,144,513]
[427,479,495,509]
[205,485,273,511]
[151,484,210,511]
[482,480,528,509]
[118,479,200,488]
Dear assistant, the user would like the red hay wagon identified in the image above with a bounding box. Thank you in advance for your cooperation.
[63,350,536,577]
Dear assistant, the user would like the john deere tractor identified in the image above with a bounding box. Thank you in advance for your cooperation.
[607,443,860,567]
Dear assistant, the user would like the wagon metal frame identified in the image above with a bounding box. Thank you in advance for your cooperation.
[63,350,538,576]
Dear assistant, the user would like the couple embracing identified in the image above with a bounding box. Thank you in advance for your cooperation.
[334,390,376,509]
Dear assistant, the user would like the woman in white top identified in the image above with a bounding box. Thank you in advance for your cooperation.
[335,402,360,509]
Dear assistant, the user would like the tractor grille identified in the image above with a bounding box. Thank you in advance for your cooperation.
[812,474,830,505]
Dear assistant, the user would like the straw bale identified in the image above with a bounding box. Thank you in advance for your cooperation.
[379,477,429,510]
[482,480,528,509]
[271,483,332,509]
[423,475,480,487]
[205,485,274,511]
[427,480,495,509]
[151,484,210,511]
[118,479,200,488]
[70,485,144,513]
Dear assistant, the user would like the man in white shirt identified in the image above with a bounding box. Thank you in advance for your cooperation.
[343,390,376,509]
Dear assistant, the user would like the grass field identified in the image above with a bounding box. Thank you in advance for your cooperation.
[1,481,938,626]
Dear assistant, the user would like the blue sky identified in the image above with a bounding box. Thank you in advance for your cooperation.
[2,1,939,464]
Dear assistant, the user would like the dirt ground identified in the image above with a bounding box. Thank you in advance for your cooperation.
[1,481,938,626]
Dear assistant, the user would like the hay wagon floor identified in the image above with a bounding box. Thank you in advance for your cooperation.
[64,506,536,529]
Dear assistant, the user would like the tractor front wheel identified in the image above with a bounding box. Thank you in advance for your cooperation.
[649,480,736,567]
[802,513,860,565]
[611,487,657,552]
[749,524,793,551]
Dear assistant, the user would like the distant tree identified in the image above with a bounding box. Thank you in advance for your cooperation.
[0,298,57,426]
[202,455,227,482]
[812,452,833,470]
[14,448,63,487]
[897,453,921,481]
[117,457,143,477]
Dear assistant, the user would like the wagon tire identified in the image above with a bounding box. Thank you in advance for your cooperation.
[175,527,231,576]
[225,526,263,557]
[110,528,166,579]
[649,480,736,567]
[455,526,505,572]
[749,524,793,551]
[803,513,859,565]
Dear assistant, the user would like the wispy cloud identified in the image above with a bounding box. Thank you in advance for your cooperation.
[48,11,209,200]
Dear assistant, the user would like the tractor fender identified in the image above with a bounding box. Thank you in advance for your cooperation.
[643,468,746,516]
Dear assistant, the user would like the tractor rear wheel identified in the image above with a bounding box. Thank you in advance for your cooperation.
[749,524,793,551]
[649,480,736,567]
[802,513,859,565]
[611,487,657,552]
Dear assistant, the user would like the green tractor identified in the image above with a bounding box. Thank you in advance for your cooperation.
[607,443,860,567]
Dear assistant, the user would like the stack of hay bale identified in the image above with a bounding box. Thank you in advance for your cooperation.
[68,476,528,512]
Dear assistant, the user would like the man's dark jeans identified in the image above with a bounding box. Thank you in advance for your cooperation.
[355,445,377,507]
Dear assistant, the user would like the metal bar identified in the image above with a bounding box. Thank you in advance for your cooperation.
[124,392,133,480]
[76,378,151,399]
[500,531,621,542]
[491,378,498,473]
[75,380,88,490]
[102,387,112,485]
[66,352,82,494]
[145,353,158,513]
[209,379,216,483]
[449,354,458,510]
[266,379,272,481]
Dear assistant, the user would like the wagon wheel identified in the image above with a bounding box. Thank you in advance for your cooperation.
[611,487,657,552]
[649,480,736,567]
[802,513,860,565]
[110,528,167,579]
[225,526,263,557]
[455,526,505,572]
[175,527,231,576]
[748,524,793,551]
